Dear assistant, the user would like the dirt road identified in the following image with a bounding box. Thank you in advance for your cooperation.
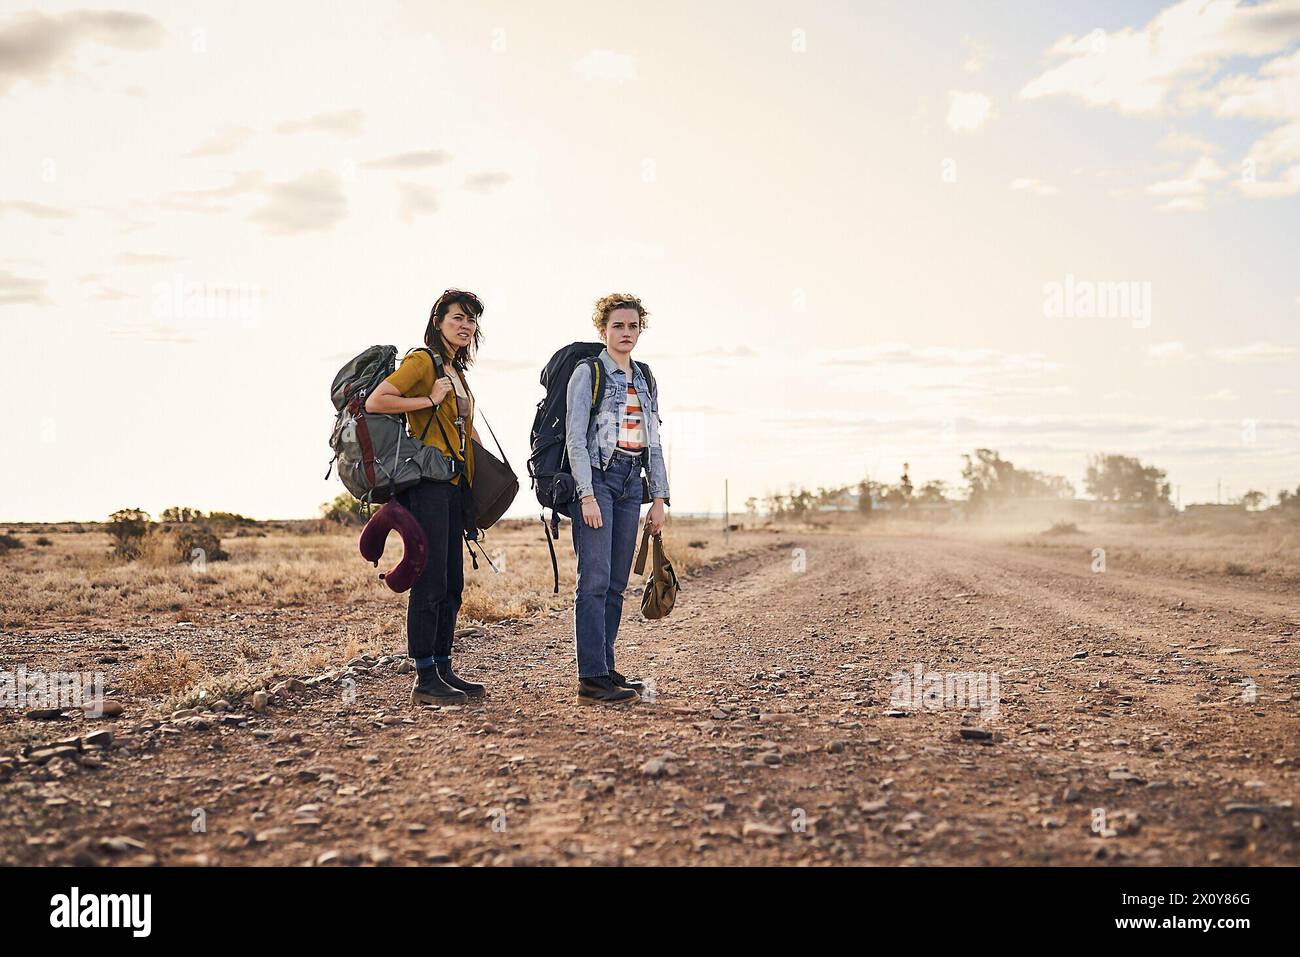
[3,530,1297,865]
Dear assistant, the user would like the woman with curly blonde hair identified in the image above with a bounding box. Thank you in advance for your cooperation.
[564,293,670,705]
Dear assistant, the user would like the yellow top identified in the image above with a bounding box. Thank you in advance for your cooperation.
[384,349,475,486]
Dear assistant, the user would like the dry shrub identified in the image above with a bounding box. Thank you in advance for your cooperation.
[164,662,279,713]
[122,646,204,697]
[460,582,528,622]
[1044,521,1082,535]
[107,508,150,559]
[139,524,229,566]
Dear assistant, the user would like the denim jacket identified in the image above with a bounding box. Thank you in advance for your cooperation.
[565,348,670,504]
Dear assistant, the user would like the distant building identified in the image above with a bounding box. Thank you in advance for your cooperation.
[1183,503,1246,517]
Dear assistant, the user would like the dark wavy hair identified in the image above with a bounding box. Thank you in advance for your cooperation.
[423,288,484,370]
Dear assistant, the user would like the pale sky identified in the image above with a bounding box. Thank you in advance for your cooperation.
[2,0,1298,522]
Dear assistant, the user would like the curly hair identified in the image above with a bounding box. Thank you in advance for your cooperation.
[592,293,649,334]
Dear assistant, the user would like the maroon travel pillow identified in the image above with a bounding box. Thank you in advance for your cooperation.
[358,500,427,593]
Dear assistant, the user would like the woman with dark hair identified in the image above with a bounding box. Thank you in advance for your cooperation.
[365,289,487,705]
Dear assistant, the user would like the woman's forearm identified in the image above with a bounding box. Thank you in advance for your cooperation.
[366,393,435,415]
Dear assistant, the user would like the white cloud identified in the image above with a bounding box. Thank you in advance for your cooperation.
[397,182,437,223]
[1209,47,1300,119]
[1205,47,1300,196]
[1159,196,1207,211]
[1159,130,1222,153]
[463,172,511,193]
[247,170,346,235]
[817,344,1060,377]
[1023,2,1300,203]
[185,127,256,159]
[0,268,48,305]
[962,38,991,74]
[946,90,993,132]
[274,109,366,136]
[1208,341,1299,362]
[1019,0,1300,115]
[571,49,637,83]
[1146,341,1188,362]
[1146,154,1228,209]
[0,200,74,219]
[1009,178,1058,195]
[1239,161,1300,196]
[0,10,164,96]
[362,150,450,170]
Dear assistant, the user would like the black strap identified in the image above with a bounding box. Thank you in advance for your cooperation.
[541,511,560,594]
[466,536,497,573]
[413,349,464,473]
[476,408,511,471]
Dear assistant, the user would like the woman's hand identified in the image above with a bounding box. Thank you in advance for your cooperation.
[430,376,454,407]
[646,499,666,535]
[581,495,603,529]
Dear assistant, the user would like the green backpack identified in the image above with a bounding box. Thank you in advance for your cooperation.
[326,345,459,508]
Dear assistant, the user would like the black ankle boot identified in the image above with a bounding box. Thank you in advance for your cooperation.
[609,669,645,692]
[411,664,468,706]
[578,675,639,705]
[437,660,485,698]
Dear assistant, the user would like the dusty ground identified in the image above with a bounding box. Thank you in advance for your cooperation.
[1,520,1297,866]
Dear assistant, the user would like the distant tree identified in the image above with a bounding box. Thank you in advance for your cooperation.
[1083,454,1171,505]
[856,479,887,515]
[787,487,813,519]
[107,508,152,559]
[1240,490,1267,511]
[763,492,788,519]
[916,480,949,504]
[1277,487,1300,510]
[961,449,1074,508]
[812,484,853,510]
[899,463,913,501]
[880,483,909,508]
[744,496,758,519]
[321,493,365,525]
[206,511,256,526]
[160,506,204,524]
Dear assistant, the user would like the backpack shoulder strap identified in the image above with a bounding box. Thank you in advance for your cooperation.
[587,357,601,411]
[417,346,443,379]
[413,348,462,462]
[635,361,656,399]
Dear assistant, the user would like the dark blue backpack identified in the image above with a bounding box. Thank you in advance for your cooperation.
[528,342,655,592]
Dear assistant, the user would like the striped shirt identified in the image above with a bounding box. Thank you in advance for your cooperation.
[616,383,646,452]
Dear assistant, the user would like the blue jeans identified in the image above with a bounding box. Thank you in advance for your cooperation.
[571,451,643,678]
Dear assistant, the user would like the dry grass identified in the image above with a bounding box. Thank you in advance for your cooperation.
[8,510,1296,720]
[121,646,204,697]
[0,516,779,715]
[0,517,772,671]
[999,515,1300,584]
[0,517,770,705]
